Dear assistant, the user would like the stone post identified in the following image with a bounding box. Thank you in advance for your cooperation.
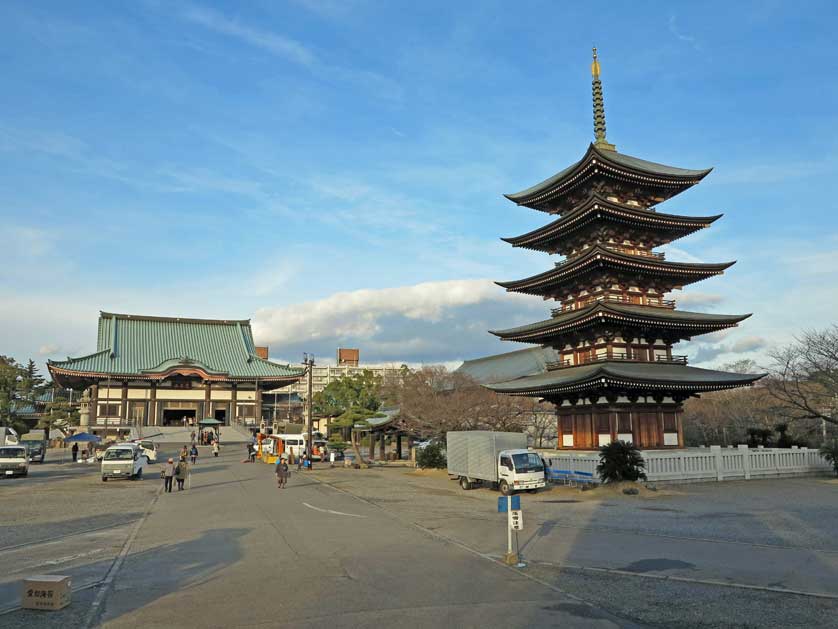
[120,381,129,424]
[89,384,98,427]
[738,444,750,480]
[710,445,724,481]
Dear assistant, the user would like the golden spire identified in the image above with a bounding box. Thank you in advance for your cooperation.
[591,47,616,151]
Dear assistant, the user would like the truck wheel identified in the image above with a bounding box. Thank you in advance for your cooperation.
[102,477,108,482]
[499,480,511,496]
[526,488,537,494]
[459,476,471,490]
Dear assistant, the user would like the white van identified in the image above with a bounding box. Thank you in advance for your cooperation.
[0,445,29,478]
[274,432,328,460]
[133,440,158,463]
[101,443,145,481]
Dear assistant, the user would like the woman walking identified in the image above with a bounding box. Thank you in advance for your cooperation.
[275,455,289,489]
[162,457,175,493]
[212,441,220,458]
[175,458,188,491]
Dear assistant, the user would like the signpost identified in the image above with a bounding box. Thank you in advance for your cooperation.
[498,495,525,567]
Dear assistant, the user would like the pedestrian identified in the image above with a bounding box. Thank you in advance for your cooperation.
[190,444,198,465]
[275,456,289,489]
[175,458,188,491]
[162,457,175,493]
[329,450,335,468]
[297,452,304,471]
[81,448,88,462]
[191,430,196,444]
[180,444,188,461]
[212,441,220,457]
[248,443,256,463]
[71,443,79,462]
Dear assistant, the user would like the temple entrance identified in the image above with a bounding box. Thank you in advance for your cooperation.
[214,409,227,425]
[162,408,196,426]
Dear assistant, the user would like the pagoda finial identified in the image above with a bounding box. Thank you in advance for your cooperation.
[591,47,616,151]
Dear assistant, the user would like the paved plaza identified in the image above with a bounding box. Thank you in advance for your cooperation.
[1,449,836,628]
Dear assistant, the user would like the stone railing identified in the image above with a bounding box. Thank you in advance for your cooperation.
[542,445,832,483]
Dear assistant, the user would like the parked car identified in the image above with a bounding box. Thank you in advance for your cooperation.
[23,441,45,463]
[133,440,158,463]
[101,443,145,481]
[0,445,29,477]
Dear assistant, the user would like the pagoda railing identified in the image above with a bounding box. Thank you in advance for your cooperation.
[551,295,676,316]
[556,247,665,267]
[545,354,688,370]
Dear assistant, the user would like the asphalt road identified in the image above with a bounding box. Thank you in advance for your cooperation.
[89,450,632,628]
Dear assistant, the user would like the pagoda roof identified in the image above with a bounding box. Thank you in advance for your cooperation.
[48,312,304,385]
[490,301,750,343]
[505,144,712,212]
[457,346,561,385]
[502,194,722,253]
[497,245,734,296]
[485,361,764,396]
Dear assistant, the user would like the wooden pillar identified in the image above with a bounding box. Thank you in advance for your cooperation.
[631,410,641,448]
[395,432,402,460]
[676,408,685,448]
[89,384,99,426]
[149,382,157,426]
[120,381,129,423]
[656,407,665,448]
[204,381,212,420]
[368,433,376,461]
[255,386,263,425]
[231,384,238,424]
[379,432,386,459]
[609,410,617,443]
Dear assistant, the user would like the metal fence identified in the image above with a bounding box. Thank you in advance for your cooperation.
[542,445,833,483]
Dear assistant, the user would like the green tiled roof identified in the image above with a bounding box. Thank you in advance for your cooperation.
[49,312,303,381]
[457,346,559,385]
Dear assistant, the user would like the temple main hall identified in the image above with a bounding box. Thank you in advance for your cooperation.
[460,50,763,449]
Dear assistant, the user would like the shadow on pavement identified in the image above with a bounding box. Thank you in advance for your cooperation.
[0,512,144,550]
[98,527,250,626]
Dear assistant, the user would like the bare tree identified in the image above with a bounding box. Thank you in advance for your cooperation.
[395,366,545,439]
[768,327,838,428]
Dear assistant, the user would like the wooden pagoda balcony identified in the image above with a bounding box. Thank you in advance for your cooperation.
[557,247,665,267]
[545,354,689,371]
[551,294,676,316]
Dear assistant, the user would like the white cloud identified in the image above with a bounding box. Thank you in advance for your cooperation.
[252,279,539,363]
[670,291,724,310]
[731,335,767,353]
[180,4,316,67]
[38,344,60,356]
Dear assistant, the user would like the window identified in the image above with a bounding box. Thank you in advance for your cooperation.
[511,452,544,473]
[617,413,632,433]
[596,414,610,433]
[561,416,573,435]
[663,413,677,432]
[98,403,120,417]
[499,456,512,469]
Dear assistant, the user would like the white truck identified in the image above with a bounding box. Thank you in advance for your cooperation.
[446,431,546,495]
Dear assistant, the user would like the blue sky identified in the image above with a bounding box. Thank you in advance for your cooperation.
[2,0,837,371]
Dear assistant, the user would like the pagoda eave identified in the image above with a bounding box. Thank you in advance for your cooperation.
[485,362,765,397]
[505,144,712,212]
[489,305,751,343]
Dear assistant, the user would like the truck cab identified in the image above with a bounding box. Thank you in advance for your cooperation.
[497,449,546,495]
[0,445,29,478]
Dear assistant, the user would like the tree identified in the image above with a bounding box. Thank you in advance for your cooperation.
[0,356,27,435]
[21,359,46,397]
[820,440,838,476]
[394,366,547,440]
[597,441,647,483]
[768,327,838,429]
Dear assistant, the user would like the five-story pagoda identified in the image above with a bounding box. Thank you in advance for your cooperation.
[476,50,763,449]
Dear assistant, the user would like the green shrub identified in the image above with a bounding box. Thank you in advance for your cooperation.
[820,440,838,476]
[416,442,446,469]
[597,440,646,483]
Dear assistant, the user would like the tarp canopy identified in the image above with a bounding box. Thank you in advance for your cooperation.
[64,432,101,443]
[198,418,222,425]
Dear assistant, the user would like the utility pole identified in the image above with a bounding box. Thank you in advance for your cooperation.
[303,353,315,469]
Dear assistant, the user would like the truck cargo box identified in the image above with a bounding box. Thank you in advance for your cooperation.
[446,431,527,483]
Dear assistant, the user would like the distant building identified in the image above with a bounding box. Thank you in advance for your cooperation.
[48,312,304,437]
[337,348,360,366]
[278,360,404,401]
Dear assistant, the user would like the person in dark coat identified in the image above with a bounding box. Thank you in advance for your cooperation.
[275,456,289,489]
[71,443,79,462]
[190,444,198,465]
[175,459,188,491]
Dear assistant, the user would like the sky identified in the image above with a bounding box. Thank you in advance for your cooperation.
[2,0,838,373]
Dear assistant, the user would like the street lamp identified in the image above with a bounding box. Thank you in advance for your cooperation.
[302,353,315,469]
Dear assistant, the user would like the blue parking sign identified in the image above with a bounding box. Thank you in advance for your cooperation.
[497,495,521,512]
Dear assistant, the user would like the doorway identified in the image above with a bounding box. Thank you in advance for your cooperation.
[163,408,196,426]
[214,409,227,425]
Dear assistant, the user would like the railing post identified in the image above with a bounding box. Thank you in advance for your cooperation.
[738,444,750,480]
[711,445,723,481]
